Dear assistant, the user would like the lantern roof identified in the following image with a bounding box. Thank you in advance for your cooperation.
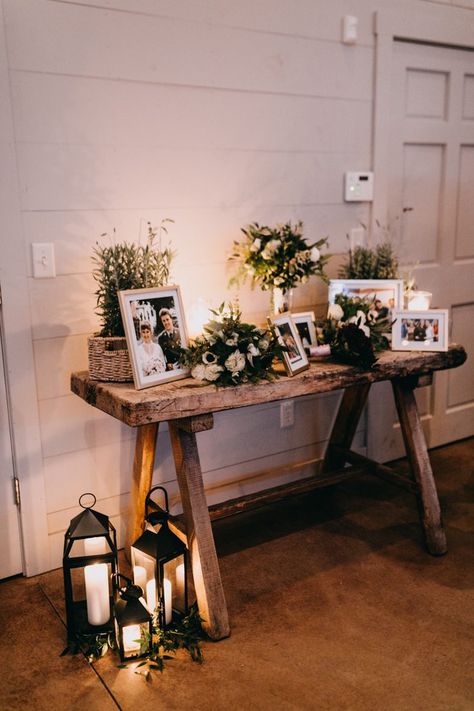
[115,594,151,626]
[132,523,185,560]
[66,507,110,540]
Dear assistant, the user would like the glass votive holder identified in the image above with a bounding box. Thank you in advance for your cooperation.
[407,290,432,310]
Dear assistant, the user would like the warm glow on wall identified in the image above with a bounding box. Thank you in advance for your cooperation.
[187,297,211,339]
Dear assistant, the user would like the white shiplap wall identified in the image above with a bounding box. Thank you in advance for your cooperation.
[0,0,467,573]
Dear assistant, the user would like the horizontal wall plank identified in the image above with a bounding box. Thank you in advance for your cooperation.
[48,0,377,45]
[29,273,98,340]
[11,72,371,153]
[38,393,133,459]
[5,0,373,100]
[34,333,89,400]
[16,144,369,211]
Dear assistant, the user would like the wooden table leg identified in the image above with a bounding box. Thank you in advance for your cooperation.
[169,415,230,641]
[322,383,371,472]
[125,422,159,555]
[392,378,447,556]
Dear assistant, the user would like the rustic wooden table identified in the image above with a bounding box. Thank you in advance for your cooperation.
[72,345,466,641]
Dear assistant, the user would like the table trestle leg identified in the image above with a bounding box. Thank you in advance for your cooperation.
[126,422,159,554]
[323,383,371,472]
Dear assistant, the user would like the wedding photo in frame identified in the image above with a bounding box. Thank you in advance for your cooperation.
[392,309,449,352]
[291,311,317,353]
[119,285,190,390]
[272,312,309,376]
[328,279,404,325]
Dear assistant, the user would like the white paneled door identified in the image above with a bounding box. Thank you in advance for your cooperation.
[0,300,23,579]
[370,40,474,462]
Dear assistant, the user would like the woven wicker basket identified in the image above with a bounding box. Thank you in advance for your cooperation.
[88,335,133,382]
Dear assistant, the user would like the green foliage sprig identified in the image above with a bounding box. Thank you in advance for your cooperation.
[319,293,390,369]
[92,220,174,337]
[228,221,329,292]
[180,303,284,386]
[339,242,399,280]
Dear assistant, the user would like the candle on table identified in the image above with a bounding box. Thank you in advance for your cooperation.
[84,563,110,625]
[408,291,432,310]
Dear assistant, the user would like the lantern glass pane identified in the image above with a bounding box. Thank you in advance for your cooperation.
[69,563,113,630]
[116,621,150,660]
[67,536,114,558]
[131,549,157,612]
[163,554,186,615]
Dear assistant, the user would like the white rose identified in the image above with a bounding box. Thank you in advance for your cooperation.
[205,363,224,381]
[250,238,261,252]
[327,303,344,321]
[310,246,320,263]
[191,364,207,381]
[224,350,246,374]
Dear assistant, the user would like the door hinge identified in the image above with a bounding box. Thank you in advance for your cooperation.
[13,476,21,507]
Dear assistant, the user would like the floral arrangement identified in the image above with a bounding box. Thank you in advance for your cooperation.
[92,220,174,337]
[228,221,329,293]
[179,303,283,386]
[319,294,390,369]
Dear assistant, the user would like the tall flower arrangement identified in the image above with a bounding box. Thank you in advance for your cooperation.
[228,221,329,293]
[180,304,283,386]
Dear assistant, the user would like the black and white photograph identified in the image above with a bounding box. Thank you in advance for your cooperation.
[272,313,309,376]
[328,279,403,326]
[291,311,317,353]
[119,286,189,389]
[392,309,448,352]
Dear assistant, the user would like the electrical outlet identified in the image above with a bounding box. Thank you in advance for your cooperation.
[280,400,294,428]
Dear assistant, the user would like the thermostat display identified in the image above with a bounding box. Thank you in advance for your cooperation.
[344,171,374,201]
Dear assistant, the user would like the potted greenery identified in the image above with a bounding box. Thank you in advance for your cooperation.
[88,221,174,381]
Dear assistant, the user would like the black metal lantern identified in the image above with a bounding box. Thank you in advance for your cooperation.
[113,574,153,661]
[63,493,118,641]
[130,486,188,628]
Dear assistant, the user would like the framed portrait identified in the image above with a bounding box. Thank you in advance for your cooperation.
[328,279,404,326]
[291,311,317,353]
[391,309,448,352]
[272,312,310,376]
[119,285,190,389]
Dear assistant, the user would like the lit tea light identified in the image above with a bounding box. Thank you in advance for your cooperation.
[122,624,141,654]
[407,291,432,310]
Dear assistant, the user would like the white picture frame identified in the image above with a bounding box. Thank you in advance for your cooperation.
[328,279,404,324]
[291,311,317,352]
[119,285,190,390]
[391,309,449,352]
[271,312,310,376]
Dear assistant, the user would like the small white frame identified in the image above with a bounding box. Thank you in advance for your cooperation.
[391,309,448,352]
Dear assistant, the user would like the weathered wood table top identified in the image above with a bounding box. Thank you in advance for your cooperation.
[71,345,466,426]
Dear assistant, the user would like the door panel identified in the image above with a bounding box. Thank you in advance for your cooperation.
[369,40,474,462]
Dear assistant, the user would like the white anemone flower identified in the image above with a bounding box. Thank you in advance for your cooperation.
[202,351,217,364]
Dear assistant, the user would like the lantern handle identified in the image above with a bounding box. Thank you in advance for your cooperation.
[79,492,97,509]
[112,572,132,591]
[145,485,169,516]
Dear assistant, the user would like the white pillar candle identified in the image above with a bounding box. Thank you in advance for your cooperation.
[408,291,432,310]
[133,565,147,595]
[164,577,172,625]
[176,563,185,609]
[84,537,106,556]
[84,563,110,626]
[122,624,141,654]
[146,578,157,612]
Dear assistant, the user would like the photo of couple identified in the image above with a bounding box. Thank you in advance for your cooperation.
[401,318,439,343]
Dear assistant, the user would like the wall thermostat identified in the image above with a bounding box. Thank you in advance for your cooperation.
[344,171,374,202]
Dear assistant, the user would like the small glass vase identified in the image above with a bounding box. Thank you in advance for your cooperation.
[271,287,294,315]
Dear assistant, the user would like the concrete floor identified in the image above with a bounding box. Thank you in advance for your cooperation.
[1,438,473,711]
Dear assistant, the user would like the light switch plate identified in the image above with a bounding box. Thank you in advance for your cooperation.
[32,242,56,278]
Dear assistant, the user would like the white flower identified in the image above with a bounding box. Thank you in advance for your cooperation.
[258,338,270,351]
[250,238,261,252]
[261,239,281,260]
[327,303,344,321]
[204,363,224,381]
[310,246,320,263]
[348,310,370,338]
[191,364,207,381]
[247,343,260,366]
[202,351,217,364]
[225,332,239,346]
[225,349,246,374]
